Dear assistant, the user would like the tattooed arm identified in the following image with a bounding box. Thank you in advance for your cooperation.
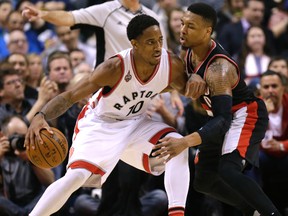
[152,58,239,161]
[25,57,122,149]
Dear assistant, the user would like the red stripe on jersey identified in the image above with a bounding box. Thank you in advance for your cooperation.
[237,102,258,158]
[131,49,160,85]
[69,160,105,176]
[102,55,125,97]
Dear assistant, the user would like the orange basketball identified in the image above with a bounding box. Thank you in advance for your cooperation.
[27,127,68,169]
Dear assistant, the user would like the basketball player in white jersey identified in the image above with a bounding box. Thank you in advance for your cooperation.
[25,15,205,216]
[22,2,197,215]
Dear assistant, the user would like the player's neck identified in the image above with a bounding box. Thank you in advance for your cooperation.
[121,0,141,12]
[192,39,213,62]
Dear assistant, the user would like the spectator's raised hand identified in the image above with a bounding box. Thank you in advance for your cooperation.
[38,76,59,103]
[0,135,10,159]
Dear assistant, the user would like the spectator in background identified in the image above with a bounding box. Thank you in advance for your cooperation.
[7,53,38,100]
[4,10,43,55]
[217,0,275,58]
[0,0,12,31]
[166,7,184,55]
[0,0,12,59]
[27,53,45,90]
[237,25,272,90]
[0,62,56,124]
[69,48,86,68]
[74,62,92,75]
[7,29,28,55]
[268,56,288,92]
[267,0,288,58]
[152,0,182,35]
[15,0,56,51]
[257,70,288,215]
[42,25,95,69]
[216,0,244,35]
[46,51,73,94]
[0,115,54,216]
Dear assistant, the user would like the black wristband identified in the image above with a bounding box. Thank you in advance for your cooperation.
[34,111,46,118]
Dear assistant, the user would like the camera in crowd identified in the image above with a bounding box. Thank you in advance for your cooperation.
[9,134,26,152]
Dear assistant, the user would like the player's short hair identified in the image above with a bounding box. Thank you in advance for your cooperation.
[127,14,160,41]
[187,3,217,33]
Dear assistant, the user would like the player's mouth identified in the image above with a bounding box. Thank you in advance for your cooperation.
[180,36,186,44]
[154,52,161,61]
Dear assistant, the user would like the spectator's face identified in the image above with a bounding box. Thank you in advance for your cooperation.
[55,26,79,49]
[260,75,284,109]
[48,58,73,85]
[70,51,86,67]
[246,26,265,52]
[169,9,184,35]
[158,0,178,10]
[6,11,25,32]
[244,1,264,26]
[231,0,244,11]
[28,55,43,81]
[8,30,28,54]
[269,60,288,78]
[0,3,12,24]
[8,54,29,79]
[0,74,25,103]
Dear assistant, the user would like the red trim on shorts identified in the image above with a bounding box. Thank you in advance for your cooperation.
[143,154,151,173]
[232,101,248,113]
[142,127,176,173]
[69,160,106,176]
[73,104,89,140]
[237,101,258,158]
[168,206,185,216]
[149,127,177,144]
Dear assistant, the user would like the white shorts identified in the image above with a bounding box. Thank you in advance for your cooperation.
[67,105,176,186]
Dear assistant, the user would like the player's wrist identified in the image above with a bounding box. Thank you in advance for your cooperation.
[34,111,46,118]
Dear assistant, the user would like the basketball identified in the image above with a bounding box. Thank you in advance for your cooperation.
[27,127,68,169]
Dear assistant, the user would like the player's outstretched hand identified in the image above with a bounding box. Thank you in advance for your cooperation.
[152,137,189,162]
[185,73,206,99]
[24,114,53,150]
[22,5,47,22]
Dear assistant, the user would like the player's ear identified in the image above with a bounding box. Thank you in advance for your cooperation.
[131,39,138,49]
[207,26,212,36]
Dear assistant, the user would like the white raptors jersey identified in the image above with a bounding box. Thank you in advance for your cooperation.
[91,48,172,120]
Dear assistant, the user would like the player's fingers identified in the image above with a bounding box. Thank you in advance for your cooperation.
[44,126,54,134]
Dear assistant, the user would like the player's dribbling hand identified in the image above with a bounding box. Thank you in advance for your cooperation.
[152,137,189,162]
[24,115,53,150]
[185,74,206,99]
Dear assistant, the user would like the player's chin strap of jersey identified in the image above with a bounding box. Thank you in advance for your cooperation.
[197,95,232,144]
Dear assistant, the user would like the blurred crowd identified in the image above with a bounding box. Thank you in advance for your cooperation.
[0,0,288,216]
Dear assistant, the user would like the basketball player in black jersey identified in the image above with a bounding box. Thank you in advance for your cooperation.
[153,3,281,216]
